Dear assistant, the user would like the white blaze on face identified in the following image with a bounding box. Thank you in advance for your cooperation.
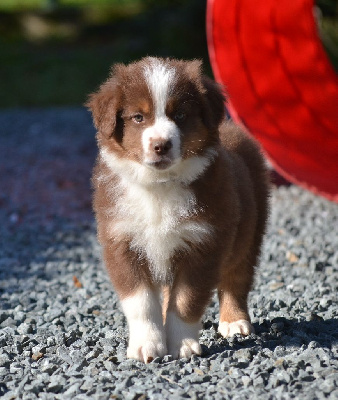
[142,59,181,165]
[143,59,174,119]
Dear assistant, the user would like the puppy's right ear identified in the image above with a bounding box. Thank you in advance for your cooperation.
[86,65,125,139]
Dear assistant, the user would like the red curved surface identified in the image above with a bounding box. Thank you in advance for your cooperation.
[207,0,338,202]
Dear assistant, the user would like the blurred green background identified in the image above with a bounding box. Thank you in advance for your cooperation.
[0,0,337,108]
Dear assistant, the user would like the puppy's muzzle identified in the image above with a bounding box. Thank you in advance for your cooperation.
[146,139,175,170]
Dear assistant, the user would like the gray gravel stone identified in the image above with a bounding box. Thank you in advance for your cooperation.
[0,108,337,399]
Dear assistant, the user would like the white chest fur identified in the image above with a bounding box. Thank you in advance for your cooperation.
[109,179,213,283]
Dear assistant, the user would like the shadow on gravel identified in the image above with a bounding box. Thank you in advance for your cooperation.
[0,221,97,297]
[0,108,98,294]
[204,317,338,357]
[0,108,96,226]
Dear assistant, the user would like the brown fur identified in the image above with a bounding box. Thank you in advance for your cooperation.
[87,57,270,355]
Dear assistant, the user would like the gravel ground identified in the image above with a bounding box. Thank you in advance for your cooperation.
[0,108,337,400]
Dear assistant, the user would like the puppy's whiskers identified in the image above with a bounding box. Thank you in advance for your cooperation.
[185,139,207,143]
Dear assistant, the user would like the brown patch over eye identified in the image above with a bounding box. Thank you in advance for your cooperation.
[138,100,151,115]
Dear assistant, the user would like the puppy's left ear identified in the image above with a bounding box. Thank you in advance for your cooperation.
[183,60,226,130]
[201,76,226,130]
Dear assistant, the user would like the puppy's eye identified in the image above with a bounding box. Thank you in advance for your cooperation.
[174,112,186,121]
[132,114,144,123]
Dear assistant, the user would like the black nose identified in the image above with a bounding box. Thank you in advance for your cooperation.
[153,140,173,155]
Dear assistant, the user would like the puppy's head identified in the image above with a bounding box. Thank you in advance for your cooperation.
[87,57,225,178]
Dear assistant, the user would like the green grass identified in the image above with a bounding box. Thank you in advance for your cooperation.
[0,0,142,11]
[1,42,119,107]
[320,18,338,69]
[0,0,210,108]
[0,0,336,108]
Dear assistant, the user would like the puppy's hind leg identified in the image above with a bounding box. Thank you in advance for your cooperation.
[165,273,214,359]
[217,260,255,338]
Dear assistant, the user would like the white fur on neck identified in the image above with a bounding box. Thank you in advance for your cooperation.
[101,148,215,283]
[111,177,213,283]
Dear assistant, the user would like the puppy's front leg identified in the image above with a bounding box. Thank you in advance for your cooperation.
[101,244,166,363]
[121,287,167,363]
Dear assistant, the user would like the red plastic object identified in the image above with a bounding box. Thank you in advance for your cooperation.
[207,0,338,202]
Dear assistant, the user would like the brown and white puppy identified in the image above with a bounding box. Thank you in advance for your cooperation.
[87,57,269,363]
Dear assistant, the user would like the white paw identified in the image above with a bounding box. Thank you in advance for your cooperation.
[127,336,167,363]
[218,319,255,338]
[165,311,202,359]
[174,338,201,359]
[121,288,167,363]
